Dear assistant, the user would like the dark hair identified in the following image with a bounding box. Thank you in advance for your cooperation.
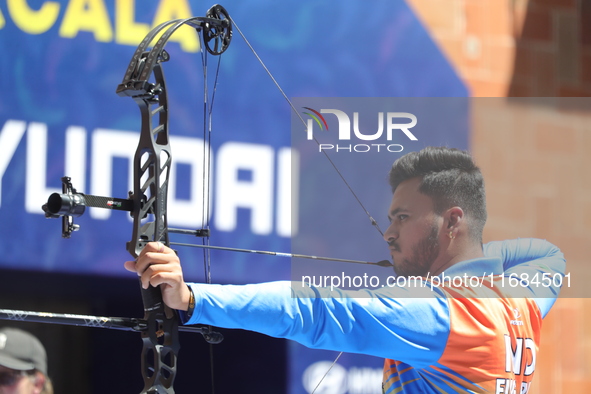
[389,146,487,242]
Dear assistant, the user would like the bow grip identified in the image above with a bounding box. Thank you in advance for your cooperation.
[140,281,165,313]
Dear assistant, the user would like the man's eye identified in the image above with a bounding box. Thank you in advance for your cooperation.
[398,215,408,221]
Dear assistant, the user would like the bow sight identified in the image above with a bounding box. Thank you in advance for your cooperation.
[42,177,212,239]
[42,176,136,238]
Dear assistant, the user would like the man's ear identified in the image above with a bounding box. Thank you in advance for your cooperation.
[445,206,465,231]
[32,371,46,394]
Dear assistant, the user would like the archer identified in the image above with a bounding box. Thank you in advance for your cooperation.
[127,146,565,393]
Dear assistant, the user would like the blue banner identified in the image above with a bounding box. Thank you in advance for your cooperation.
[0,1,469,392]
[290,343,384,394]
[0,0,467,283]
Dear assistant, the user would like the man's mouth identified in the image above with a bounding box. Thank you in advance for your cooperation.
[388,241,400,253]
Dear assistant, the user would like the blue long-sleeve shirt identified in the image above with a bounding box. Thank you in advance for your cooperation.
[184,238,565,392]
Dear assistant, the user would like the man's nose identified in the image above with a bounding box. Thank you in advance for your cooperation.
[383,223,398,243]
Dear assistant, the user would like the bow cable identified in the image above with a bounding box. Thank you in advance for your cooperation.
[199,31,224,394]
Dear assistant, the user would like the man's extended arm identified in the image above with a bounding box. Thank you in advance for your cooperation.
[185,280,450,367]
[125,242,449,366]
[126,239,565,363]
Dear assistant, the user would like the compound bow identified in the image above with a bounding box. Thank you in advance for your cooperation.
[45,5,232,393]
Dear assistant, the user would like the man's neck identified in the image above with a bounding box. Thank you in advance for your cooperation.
[429,242,485,276]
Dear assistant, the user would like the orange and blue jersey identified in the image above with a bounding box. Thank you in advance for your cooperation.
[184,238,565,393]
[382,280,543,393]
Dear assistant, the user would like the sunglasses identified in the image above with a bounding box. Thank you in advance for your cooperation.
[0,369,29,386]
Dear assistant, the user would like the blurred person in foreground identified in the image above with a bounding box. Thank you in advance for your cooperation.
[0,327,52,394]
[126,146,565,393]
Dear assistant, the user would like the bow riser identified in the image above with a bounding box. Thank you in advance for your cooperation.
[127,61,180,394]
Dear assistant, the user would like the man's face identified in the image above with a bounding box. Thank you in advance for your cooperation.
[383,178,443,277]
[0,366,39,394]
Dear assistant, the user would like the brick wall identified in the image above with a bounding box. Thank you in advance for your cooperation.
[407,0,591,97]
[406,0,591,391]
[471,99,591,392]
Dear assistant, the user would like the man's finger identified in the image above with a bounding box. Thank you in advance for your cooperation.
[140,241,172,257]
[124,260,139,274]
[133,253,177,275]
[148,271,181,289]
[140,264,179,289]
